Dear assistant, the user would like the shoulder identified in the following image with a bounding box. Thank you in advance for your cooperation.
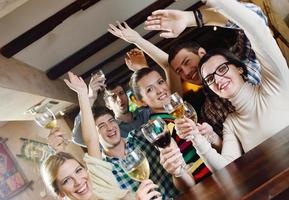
[134,107,151,120]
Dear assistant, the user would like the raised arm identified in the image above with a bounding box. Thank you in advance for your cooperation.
[64,72,101,158]
[108,21,183,96]
[144,8,228,38]
[206,0,288,90]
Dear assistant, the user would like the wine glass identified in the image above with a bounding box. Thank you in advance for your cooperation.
[141,117,185,177]
[163,93,199,141]
[163,92,185,119]
[141,117,171,149]
[93,70,106,84]
[34,107,71,144]
[183,101,198,123]
[120,148,150,182]
[34,107,57,129]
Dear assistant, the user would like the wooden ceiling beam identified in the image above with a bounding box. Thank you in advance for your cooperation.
[81,31,158,79]
[0,0,101,58]
[46,0,176,80]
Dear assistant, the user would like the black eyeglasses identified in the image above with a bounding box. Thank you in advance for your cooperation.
[203,62,230,85]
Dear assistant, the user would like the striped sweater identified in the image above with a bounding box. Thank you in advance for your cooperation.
[149,113,212,183]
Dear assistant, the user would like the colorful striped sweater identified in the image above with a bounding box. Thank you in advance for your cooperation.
[149,113,212,183]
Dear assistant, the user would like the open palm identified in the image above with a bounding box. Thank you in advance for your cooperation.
[64,71,88,95]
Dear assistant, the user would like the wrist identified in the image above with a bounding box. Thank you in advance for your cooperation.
[193,9,204,28]
[185,11,196,27]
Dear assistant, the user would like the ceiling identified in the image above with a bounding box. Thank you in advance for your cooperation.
[0,0,204,86]
[0,0,241,122]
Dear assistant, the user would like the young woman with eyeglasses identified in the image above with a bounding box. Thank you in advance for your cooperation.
[175,0,289,171]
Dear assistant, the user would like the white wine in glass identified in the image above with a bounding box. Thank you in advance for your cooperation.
[121,149,150,182]
[34,107,57,129]
[183,101,198,123]
[163,92,185,118]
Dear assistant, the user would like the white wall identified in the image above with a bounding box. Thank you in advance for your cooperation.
[0,119,84,200]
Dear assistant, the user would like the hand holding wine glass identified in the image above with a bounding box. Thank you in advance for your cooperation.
[135,180,162,200]
[163,93,198,122]
[141,117,185,177]
[159,140,186,177]
[34,107,72,144]
[174,117,200,141]
[47,128,67,152]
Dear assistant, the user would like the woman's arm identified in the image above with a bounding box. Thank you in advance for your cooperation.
[207,0,289,92]
[108,22,183,96]
[175,117,242,171]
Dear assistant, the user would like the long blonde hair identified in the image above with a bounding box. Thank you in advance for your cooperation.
[41,152,85,197]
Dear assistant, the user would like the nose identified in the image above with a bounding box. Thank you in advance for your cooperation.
[73,177,81,187]
[155,85,164,94]
[183,67,190,76]
[214,74,223,85]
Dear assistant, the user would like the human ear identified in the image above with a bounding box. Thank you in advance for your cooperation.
[238,67,244,75]
[198,47,206,58]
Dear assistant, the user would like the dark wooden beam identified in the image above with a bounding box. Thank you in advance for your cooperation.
[81,31,158,79]
[0,0,100,58]
[46,0,176,80]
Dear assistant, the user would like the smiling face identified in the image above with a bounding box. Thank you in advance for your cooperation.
[201,55,245,99]
[94,114,121,149]
[56,159,93,200]
[105,86,129,117]
[170,48,205,85]
[137,71,171,113]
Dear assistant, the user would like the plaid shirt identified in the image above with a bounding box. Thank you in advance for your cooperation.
[103,129,180,199]
[197,3,268,135]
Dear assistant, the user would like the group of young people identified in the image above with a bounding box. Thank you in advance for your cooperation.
[41,0,289,200]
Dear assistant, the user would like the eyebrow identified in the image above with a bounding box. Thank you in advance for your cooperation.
[181,56,188,66]
[98,117,114,126]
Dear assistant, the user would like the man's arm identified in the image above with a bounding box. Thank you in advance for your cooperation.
[108,21,183,96]
[71,73,105,147]
[159,139,195,191]
[64,72,102,158]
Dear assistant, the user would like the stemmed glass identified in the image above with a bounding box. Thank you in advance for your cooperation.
[163,93,199,140]
[120,148,150,182]
[163,93,198,122]
[34,107,71,144]
[95,70,105,84]
[141,117,171,149]
[34,107,57,129]
[141,117,184,177]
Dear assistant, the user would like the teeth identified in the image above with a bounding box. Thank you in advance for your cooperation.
[191,71,197,79]
[220,82,229,90]
[76,183,87,193]
[158,94,167,100]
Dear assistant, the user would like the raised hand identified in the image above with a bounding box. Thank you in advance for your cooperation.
[175,116,199,140]
[108,21,142,43]
[159,140,186,177]
[145,9,194,38]
[136,180,162,200]
[88,73,106,103]
[64,71,88,96]
[125,48,148,71]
